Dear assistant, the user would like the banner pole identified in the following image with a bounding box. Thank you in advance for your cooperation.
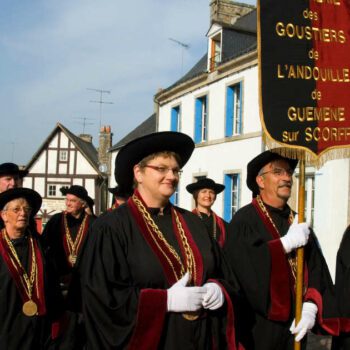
[294,157,305,350]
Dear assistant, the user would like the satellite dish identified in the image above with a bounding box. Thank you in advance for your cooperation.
[99,164,108,173]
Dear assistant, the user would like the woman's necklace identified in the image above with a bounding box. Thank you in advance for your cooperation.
[195,209,217,240]
[2,229,38,316]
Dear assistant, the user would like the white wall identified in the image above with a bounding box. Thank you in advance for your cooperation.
[313,159,350,279]
[157,59,349,281]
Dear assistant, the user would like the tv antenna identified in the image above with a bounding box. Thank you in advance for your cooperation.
[73,117,95,134]
[169,38,190,74]
[87,88,113,128]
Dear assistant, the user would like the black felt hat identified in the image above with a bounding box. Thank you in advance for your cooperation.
[108,186,132,198]
[60,185,90,203]
[0,163,28,178]
[0,188,42,216]
[115,131,195,189]
[247,149,298,197]
[186,178,225,194]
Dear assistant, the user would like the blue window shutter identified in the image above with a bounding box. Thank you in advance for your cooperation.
[170,193,175,204]
[236,174,241,213]
[194,98,203,143]
[226,86,233,137]
[223,174,232,221]
[171,107,178,131]
[237,82,242,134]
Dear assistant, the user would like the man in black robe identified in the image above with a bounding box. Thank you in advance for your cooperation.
[108,185,132,210]
[224,149,339,350]
[186,178,228,247]
[79,131,241,350]
[42,185,96,349]
[332,225,350,349]
[0,162,28,193]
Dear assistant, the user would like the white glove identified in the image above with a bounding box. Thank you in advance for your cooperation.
[202,282,224,310]
[167,272,206,313]
[290,302,318,342]
[280,215,310,254]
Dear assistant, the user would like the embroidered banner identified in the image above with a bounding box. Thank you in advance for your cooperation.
[258,0,350,164]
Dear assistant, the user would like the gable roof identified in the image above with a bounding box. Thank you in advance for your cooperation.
[26,123,101,174]
[110,113,156,152]
[162,9,257,92]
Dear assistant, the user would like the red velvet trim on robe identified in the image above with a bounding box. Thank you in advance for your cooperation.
[215,214,226,248]
[267,239,291,321]
[252,198,293,320]
[0,234,46,315]
[172,209,204,286]
[128,289,167,350]
[304,287,340,336]
[208,279,239,350]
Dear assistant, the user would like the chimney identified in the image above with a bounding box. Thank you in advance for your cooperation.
[210,0,254,26]
[98,125,113,174]
[79,134,93,143]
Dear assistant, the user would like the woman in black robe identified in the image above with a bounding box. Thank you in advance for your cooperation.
[79,132,240,350]
[186,178,228,247]
[0,188,62,349]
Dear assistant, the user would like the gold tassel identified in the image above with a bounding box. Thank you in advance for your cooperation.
[262,132,350,169]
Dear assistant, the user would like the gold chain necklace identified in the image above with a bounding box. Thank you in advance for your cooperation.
[132,195,198,282]
[256,195,297,281]
[132,196,199,321]
[64,213,87,266]
[2,229,38,316]
[196,209,217,240]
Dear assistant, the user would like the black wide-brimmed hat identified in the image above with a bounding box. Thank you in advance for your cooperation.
[60,185,90,203]
[247,149,298,197]
[0,188,42,216]
[108,186,132,198]
[0,163,28,178]
[186,178,225,195]
[115,131,195,190]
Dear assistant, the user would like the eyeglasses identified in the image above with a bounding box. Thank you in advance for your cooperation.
[143,165,183,177]
[4,206,32,214]
[259,168,294,177]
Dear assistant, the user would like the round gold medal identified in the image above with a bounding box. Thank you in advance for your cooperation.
[68,254,77,265]
[23,300,38,316]
[182,312,200,321]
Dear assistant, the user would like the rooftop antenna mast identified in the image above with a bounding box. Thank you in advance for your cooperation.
[73,117,95,134]
[87,88,113,128]
[169,38,190,74]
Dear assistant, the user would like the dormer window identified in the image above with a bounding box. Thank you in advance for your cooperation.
[207,24,222,72]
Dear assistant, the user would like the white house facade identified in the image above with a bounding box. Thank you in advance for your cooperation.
[153,1,350,278]
[24,123,108,223]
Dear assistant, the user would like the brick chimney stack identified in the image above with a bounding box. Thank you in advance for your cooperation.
[79,134,93,143]
[210,0,254,26]
[98,125,112,174]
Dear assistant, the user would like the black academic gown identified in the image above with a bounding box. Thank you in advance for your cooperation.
[0,231,63,350]
[224,202,339,350]
[42,212,96,350]
[196,211,228,247]
[332,226,350,349]
[79,202,240,350]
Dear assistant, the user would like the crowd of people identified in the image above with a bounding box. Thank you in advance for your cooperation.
[0,131,350,349]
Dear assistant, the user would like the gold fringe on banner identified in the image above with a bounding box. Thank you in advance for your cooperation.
[262,133,350,169]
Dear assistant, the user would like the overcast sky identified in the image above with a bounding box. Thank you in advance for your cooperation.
[0,0,256,165]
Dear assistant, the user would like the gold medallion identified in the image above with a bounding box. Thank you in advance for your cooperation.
[68,254,77,265]
[182,312,200,321]
[23,300,38,316]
